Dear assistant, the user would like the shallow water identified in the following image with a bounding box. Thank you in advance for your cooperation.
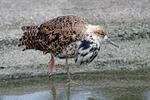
[0,70,150,100]
[0,0,150,80]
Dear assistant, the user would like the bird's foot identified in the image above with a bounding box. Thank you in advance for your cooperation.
[66,79,80,86]
[48,73,53,80]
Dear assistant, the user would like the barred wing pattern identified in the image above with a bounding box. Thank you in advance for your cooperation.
[19,15,88,56]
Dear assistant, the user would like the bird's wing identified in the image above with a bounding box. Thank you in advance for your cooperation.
[19,15,88,54]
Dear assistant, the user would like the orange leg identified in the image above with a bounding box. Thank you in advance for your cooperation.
[66,58,71,81]
[49,55,55,77]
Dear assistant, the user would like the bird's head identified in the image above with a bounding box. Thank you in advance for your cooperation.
[87,25,119,48]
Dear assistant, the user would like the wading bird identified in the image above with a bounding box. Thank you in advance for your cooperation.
[18,15,119,81]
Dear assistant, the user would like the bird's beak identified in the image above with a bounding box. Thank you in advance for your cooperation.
[104,35,119,48]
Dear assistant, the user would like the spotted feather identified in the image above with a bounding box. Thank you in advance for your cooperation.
[19,15,88,55]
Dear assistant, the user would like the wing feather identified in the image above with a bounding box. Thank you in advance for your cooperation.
[19,15,88,55]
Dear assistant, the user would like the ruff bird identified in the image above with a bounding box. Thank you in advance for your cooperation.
[18,15,119,81]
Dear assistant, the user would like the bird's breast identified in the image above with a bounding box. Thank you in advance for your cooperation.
[75,39,100,64]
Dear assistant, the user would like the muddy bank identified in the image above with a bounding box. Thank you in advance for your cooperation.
[0,0,150,80]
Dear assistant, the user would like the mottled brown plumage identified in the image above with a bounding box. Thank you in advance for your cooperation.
[19,15,88,55]
[18,15,119,81]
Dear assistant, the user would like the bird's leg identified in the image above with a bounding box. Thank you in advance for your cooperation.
[66,58,80,85]
[65,59,81,85]
[65,58,71,81]
[49,55,55,77]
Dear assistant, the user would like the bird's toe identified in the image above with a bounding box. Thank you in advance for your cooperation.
[48,74,53,79]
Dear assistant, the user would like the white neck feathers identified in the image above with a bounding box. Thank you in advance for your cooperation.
[85,24,102,43]
[86,24,100,34]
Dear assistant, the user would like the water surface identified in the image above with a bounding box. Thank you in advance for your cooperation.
[0,70,150,100]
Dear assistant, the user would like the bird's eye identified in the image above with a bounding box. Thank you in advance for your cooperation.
[100,33,104,36]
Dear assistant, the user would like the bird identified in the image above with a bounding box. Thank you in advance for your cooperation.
[18,15,119,81]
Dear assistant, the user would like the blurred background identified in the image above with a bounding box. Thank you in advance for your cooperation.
[0,0,150,100]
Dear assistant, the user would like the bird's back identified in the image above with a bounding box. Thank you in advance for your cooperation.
[19,15,88,56]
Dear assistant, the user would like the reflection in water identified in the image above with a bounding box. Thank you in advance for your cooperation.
[0,79,149,100]
[49,81,56,100]
[0,91,52,100]
[49,81,101,100]
[0,81,107,100]
[49,82,71,100]
[1,80,148,100]
[66,83,70,100]
[145,91,150,100]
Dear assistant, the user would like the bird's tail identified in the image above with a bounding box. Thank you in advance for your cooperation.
[19,25,48,53]
[18,26,46,51]
[18,26,39,51]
